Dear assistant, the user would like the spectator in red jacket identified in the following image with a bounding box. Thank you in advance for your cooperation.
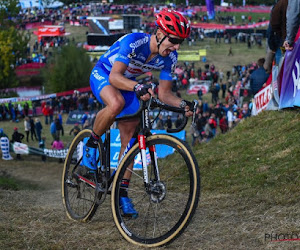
[219,114,228,134]
[42,104,50,125]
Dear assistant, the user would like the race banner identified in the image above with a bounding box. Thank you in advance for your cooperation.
[279,39,300,108]
[251,74,272,116]
[11,142,68,158]
[66,110,97,125]
[187,80,211,95]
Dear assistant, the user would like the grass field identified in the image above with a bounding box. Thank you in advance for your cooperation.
[1,108,300,249]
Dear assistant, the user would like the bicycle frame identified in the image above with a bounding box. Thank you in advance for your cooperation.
[101,105,159,194]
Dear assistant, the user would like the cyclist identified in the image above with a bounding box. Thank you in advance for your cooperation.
[82,8,193,217]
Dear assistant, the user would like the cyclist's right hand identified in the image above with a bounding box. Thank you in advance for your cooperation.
[133,83,154,100]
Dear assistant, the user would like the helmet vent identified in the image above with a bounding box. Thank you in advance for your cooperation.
[165,16,171,21]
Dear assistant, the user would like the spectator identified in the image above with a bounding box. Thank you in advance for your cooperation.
[203,122,214,142]
[49,105,54,124]
[50,121,57,142]
[196,113,207,140]
[264,0,288,72]
[0,128,8,138]
[227,106,236,129]
[58,111,64,136]
[165,115,173,130]
[283,0,300,51]
[32,102,37,117]
[24,116,31,142]
[197,89,203,100]
[175,114,184,128]
[39,137,46,162]
[208,113,217,137]
[24,102,29,117]
[221,82,227,99]
[219,114,228,134]
[29,117,38,141]
[55,114,63,138]
[42,104,50,125]
[11,127,24,160]
[156,114,164,130]
[52,137,64,163]
[239,103,251,119]
[69,123,81,137]
[250,58,269,96]
[35,118,43,142]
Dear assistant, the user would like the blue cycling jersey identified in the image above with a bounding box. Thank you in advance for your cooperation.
[95,33,178,81]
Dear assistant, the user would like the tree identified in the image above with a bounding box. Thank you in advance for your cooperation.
[43,44,93,93]
[0,0,30,88]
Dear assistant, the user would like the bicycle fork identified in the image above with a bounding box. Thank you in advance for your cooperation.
[138,134,161,193]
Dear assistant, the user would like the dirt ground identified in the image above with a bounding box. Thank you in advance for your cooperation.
[1,156,300,250]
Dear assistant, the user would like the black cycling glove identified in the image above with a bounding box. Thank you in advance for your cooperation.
[133,83,152,99]
[180,99,195,111]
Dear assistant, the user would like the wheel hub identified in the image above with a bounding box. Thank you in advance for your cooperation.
[150,181,166,203]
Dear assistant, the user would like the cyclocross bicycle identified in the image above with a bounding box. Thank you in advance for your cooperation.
[62,97,200,247]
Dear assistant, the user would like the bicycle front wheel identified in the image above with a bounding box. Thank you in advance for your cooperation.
[111,134,200,247]
[62,129,101,222]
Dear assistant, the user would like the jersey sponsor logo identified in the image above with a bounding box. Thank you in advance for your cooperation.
[92,69,105,81]
[126,67,143,74]
[116,54,128,61]
[129,36,149,50]
[169,51,177,65]
[128,51,136,59]
[130,59,163,71]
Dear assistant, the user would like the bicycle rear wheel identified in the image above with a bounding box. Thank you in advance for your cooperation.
[111,134,200,247]
[62,129,102,222]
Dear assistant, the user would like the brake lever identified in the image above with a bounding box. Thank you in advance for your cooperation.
[147,83,156,110]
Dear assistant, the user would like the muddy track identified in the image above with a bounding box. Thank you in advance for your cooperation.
[1,157,300,249]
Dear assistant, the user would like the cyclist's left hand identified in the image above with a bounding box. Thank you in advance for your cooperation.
[180,100,195,117]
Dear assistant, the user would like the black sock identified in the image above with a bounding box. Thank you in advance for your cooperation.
[86,131,100,148]
[120,179,130,197]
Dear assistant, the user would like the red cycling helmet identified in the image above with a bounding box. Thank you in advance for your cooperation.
[155,9,190,39]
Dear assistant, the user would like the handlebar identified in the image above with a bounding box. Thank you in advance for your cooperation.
[149,98,198,133]
[115,97,197,134]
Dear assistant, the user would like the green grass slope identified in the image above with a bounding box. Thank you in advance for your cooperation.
[196,109,300,205]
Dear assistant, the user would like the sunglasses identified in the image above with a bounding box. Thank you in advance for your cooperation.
[165,35,184,45]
